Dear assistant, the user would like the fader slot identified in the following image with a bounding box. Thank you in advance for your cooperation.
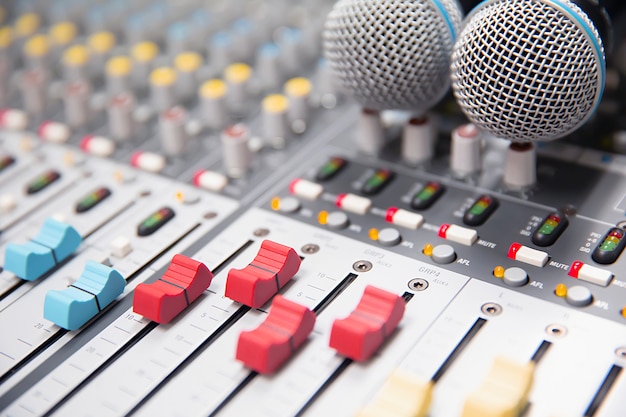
[2,238,255,417]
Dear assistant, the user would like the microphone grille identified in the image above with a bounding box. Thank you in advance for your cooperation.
[323,0,463,111]
[450,0,605,142]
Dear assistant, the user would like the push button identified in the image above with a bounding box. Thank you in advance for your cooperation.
[133,255,213,324]
[236,295,315,374]
[507,242,548,267]
[568,260,613,286]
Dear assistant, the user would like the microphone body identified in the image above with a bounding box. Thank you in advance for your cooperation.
[450,0,609,143]
[323,0,463,112]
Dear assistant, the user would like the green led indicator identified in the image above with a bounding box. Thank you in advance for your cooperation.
[26,170,60,194]
[469,200,489,215]
[416,184,437,201]
[316,157,347,181]
[0,155,15,172]
[76,187,111,213]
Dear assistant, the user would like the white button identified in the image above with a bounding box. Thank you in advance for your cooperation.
[377,228,401,246]
[0,194,16,213]
[566,285,593,307]
[503,267,528,287]
[289,178,323,200]
[439,224,478,246]
[131,151,166,173]
[570,262,613,286]
[508,243,549,267]
[110,236,132,258]
[387,208,423,230]
[432,244,456,264]
[193,169,228,192]
[336,193,371,215]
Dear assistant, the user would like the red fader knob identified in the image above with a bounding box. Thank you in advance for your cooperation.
[329,285,405,361]
[133,254,213,324]
[225,240,301,308]
[236,295,315,374]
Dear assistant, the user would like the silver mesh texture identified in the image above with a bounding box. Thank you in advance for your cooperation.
[323,0,463,111]
[450,0,605,142]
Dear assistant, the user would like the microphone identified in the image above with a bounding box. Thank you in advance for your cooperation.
[323,0,464,112]
[450,0,611,143]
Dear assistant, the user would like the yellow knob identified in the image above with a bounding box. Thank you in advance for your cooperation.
[63,44,89,66]
[23,34,49,58]
[224,63,252,84]
[200,79,227,99]
[106,56,133,77]
[175,52,203,72]
[150,67,177,86]
[131,41,159,62]
[88,31,116,54]
[49,22,77,46]
[15,13,40,38]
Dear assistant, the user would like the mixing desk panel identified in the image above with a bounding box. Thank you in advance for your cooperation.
[0,0,626,416]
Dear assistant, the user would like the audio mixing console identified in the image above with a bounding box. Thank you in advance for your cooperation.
[0,0,626,416]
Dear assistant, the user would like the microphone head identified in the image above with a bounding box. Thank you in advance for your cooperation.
[323,0,463,111]
[450,0,606,143]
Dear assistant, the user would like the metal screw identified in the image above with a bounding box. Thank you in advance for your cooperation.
[481,302,502,316]
[253,228,270,237]
[352,260,373,272]
[203,211,217,220]
[139,190,151,197]
[615,347,626,359]
[545,324,568,338]
[408,278,429,291]
[301,244,320,254]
